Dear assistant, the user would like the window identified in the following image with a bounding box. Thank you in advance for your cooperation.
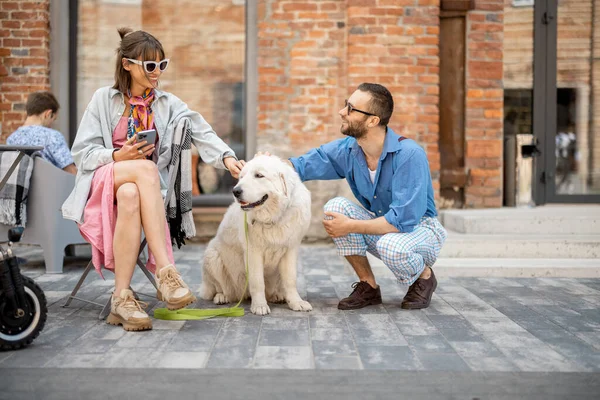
[76,0,248,204]
[512,0,534,7]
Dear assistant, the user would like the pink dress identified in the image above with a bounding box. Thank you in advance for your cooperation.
[79,116,174,277]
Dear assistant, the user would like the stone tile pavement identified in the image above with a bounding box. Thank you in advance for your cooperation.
[1,244,600,373]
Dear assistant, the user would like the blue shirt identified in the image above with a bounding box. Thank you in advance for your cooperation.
[290,128,437,233]
[7,125,74,169]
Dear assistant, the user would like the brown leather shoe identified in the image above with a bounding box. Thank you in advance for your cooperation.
[401,269,437,310]
[338,281,382,310]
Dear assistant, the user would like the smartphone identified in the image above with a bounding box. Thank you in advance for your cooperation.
[136,129,157,150]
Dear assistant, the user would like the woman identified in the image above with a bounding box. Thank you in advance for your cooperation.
[62,28,244,331]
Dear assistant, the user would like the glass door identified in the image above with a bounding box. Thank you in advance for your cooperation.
[503,0,536,206]
[536,0,600,203]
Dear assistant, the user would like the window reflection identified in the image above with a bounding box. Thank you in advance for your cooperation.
[77,0,246,201]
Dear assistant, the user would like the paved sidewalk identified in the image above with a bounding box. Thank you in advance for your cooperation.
[2,243,599,373]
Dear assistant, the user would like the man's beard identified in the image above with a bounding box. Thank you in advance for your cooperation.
[341,120,368,139]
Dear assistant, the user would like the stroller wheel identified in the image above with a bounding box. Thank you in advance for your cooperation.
[0,276,48,351]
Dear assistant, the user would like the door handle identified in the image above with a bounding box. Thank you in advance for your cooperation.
[543,12,555,24]
[521,144,541,158]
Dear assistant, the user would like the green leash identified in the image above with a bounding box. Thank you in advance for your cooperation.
[153,213,250,321]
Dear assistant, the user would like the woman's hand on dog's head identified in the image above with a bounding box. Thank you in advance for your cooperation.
[225,156,245,179]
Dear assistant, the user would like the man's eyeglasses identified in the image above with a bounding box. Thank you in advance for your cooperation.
[126,58,170,74]
[344,99,376,117]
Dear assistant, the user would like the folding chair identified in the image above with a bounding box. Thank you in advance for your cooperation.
[63,159,179,320]
[62,238,158,319]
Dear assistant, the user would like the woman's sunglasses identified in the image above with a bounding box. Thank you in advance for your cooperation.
[126,58,170,74]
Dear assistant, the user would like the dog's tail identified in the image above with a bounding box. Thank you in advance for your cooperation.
[199,281,216,301]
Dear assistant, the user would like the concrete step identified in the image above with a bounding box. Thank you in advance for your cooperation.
[367,255,600,278]
[441,205,600,235]
[191,207,227,243]
[440,231,600,259]
[432,258,600,278]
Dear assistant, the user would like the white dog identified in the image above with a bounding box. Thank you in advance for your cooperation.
[200,155,312,315]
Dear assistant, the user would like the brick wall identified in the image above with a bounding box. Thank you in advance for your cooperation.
[1,0,516,221]
[347,0,441,189]
[257,0,346,237]
[257,0,440,152]
[257,0,442,235]
[0,0,50,142]
[257,0,345,153]
[257,0,503,210]
[463,0,504,207]
[594,0,600,189]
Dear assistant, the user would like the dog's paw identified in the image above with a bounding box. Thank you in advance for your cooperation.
[288,300,312,312]
[213,293,229,304]
[267,293,286,304]
[251,302,271,315]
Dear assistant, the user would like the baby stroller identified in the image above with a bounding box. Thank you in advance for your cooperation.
[0,145,49,350]
[0,227,47,350]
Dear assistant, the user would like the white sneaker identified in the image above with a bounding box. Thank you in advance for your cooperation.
[156,264,197,310]
[106,289,152,331]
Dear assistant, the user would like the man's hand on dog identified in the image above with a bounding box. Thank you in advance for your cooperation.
[254,151,295,169]
[323,211,353,238]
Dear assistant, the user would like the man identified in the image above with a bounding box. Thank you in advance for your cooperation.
[287,83,447,310]
[7,91,77,174]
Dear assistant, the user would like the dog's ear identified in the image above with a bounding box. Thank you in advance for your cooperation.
[278,173,288,198]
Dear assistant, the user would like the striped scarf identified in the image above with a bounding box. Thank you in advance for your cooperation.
[0,151,35,227]
[167,117,195,248]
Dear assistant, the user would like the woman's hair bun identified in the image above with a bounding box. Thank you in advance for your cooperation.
[118,27,133,40]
